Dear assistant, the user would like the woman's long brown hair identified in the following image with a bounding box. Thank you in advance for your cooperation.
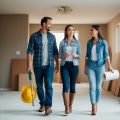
[91,25,104,40]
[64,24,76,39]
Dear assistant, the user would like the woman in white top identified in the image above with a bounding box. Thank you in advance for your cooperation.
[59,25,80,114]
[84,25,113,115]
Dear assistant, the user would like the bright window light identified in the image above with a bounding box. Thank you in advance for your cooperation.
[52,31,79,50]
[116,23,120,52]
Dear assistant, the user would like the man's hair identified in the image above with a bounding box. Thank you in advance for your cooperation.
[41,17,52,26]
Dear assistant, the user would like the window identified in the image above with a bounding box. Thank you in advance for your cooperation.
[52,31,64,50]
[52,31,79,50]
[116,23,120,52]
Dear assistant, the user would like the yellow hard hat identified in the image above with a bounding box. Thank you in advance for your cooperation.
[21,85,36,103]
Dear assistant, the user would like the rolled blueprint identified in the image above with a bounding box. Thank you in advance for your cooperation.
[104,70,119,81]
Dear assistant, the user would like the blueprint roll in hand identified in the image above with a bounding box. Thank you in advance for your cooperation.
[104,70,119,81]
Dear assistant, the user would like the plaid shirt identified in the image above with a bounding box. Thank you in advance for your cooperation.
[27,30,58,68]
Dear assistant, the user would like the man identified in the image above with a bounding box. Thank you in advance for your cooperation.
[27,17,59,115]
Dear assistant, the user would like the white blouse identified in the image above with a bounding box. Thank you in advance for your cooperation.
[66,45,73,61]
[91,44,97,61]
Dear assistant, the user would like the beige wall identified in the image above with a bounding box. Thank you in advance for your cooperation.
[30,24,107,83]
[107,13,120,53]
[0,14,29,89]
[107,13,120,69]
[105,13,120,96]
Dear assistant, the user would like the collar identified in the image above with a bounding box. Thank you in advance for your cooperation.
[64,38,76,43]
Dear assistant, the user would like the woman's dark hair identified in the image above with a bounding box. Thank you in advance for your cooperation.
[64,24,76,39]
[41,17,52,26]
[91,24,104,40]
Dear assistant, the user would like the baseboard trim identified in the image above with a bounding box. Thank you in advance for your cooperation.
[0,88,12,91]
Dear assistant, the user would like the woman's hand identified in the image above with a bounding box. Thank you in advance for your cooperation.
[108,65,114,72]
[61,53,69,59]
[106,59,114,72]
[72,53,78,58]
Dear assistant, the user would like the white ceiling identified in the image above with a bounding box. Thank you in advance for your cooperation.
[0,0,120,24]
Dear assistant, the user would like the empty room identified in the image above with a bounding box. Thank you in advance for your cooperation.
[0,0,120,120]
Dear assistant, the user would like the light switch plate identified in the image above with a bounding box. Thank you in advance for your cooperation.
[16,50,20,55]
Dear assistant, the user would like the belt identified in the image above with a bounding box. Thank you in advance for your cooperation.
[65,61,73,64]
[91,60,97,64]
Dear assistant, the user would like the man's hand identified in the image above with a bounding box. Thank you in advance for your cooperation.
[27,65,33,73]
[27,54,33,72]
[54,64,59,73]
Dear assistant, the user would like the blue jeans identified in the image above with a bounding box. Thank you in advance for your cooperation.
[87,63,105,104]
[60,62,79,93]
[34,65,54,107]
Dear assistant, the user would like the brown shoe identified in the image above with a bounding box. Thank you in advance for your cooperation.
[38,105,45,112]
[65,106,69,114]
[92,111,96,115]
[63,93,69,114]
[92,104,97,115]
[45,106,52,115]
[69,93,75,113]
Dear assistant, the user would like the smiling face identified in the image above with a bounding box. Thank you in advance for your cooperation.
[66,26,75,38]
[90,27,98,38]
[43,19,52,31]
